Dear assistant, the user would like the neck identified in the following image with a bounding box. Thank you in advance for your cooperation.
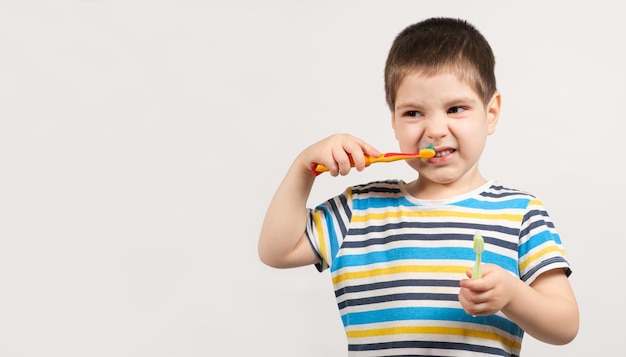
[407,175,488,200]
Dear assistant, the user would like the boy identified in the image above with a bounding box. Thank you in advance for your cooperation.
[258,17,578,356]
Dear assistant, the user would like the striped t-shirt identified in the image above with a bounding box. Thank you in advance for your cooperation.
[305,179,571,357]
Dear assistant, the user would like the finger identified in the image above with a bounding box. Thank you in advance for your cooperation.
[328,146,352,176]
[459,291,486,316]
[350,144,382,172]
[334,139,368,173]
[461,278,491,294]
[358,141,381,159]
[340,141,368,171]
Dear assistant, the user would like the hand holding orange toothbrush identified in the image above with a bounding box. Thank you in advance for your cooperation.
[310,145,435,176]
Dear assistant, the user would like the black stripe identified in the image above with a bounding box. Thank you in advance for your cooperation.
[348,340,517,356]
[521,256,570,282]
[338,292,458,309]
[352,181,403,195]
[328,196,349,238]
[335,279,459,297]
[480,190,527,199]
[343,228,518,251]
[520,210,555,237]
[350,221,518,236]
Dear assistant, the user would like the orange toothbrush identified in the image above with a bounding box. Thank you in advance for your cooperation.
[310,145,436,176]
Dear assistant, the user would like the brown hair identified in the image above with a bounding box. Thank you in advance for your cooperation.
[384,17,497,110]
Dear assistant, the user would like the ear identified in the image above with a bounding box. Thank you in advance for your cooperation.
[486,91,501,135]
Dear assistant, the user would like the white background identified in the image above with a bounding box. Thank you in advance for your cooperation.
[0,1,623,356]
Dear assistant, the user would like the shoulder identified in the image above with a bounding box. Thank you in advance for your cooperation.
[483,182,538,200]
[483,182,553,215]
[347,179,407,210]
[351,179,403,196]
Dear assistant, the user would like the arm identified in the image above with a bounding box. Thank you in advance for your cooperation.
[257,134,380,269]
[459,265,579,345]
[257,156,318,269]
[501,268,578,344]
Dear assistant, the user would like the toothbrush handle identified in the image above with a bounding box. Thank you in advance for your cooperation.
[310,145,436,176]
[310,153,419,176]
[310,155,372,176]
[310,163,328,176]
[472,254,482,279]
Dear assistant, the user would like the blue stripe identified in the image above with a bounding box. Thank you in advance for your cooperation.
[455,197,530,209]
[333,247,518,274]
[519,229,561,257]
[315,203,339,263]
[353,196,531,210]
[342,306,523,337]
[315,192,353,266]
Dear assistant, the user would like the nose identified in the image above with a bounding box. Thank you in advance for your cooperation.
[424,115,449,141]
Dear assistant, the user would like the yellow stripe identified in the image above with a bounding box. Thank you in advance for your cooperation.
[333,265,467,284]
[347,325,521,350]
[352,210,522,223]
[519,245,566,271]
[313,187,351,266]
[313,211,328,264]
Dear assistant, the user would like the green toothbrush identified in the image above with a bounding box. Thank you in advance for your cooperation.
[472,233,485,279]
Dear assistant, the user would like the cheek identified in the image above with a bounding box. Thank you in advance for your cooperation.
[455,126,488,155]
[395,128,427,152]
[454,120,488,137]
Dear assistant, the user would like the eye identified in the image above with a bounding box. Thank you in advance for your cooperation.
[405,110,421,117]
[447,106,466,114]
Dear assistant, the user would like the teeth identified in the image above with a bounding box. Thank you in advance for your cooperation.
[435,149,453,157]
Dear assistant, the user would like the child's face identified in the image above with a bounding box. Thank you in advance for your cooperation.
[391,71,500,190]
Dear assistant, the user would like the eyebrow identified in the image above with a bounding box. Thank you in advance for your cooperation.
[395,95,479,111]
[395,101,423,111]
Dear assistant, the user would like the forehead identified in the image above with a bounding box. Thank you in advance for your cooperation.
[395,65,481,97]
[393,72,484,112]
[397,69,479,96]
[402,65,477,86]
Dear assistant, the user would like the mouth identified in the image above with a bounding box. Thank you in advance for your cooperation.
[434,148,456,157]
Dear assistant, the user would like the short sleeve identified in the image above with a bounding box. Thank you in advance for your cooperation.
[518,198,572,285]
[305,188,353,272]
